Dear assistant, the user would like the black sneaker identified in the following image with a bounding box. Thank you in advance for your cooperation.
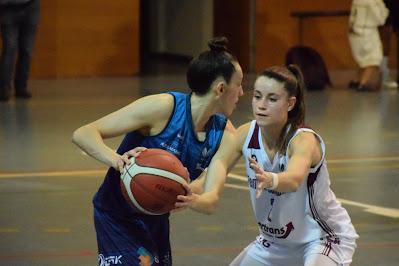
[356,84,376,92]
[15,90,32,98]
[348,80,359,89]
[0,90,10,101]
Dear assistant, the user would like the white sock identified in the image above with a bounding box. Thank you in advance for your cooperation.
[380,56,390,81]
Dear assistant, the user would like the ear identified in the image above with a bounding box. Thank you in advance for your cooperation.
[215,81,225,96]
[287,96,296,111]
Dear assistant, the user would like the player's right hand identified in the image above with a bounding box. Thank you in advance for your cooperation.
[115,147,147,173]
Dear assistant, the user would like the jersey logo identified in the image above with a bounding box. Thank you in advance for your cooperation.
[159,132,185,156]
[195,146,213,171]
[258,221,295,239]
[98,254,122,266]
[201,147,211,157]
[250,153,258,162]
[137,247,158,266]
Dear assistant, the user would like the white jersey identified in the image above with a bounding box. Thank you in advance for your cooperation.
[242,121,359,245]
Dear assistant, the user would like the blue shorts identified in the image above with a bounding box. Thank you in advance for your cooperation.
[94,207,172,266]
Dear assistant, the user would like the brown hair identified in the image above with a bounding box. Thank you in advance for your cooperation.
[261,64,306,153]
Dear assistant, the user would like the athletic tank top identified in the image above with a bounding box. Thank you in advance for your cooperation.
[93,92,227,218]
[242,120,359,244]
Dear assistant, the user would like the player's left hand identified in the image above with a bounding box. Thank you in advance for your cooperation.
[173,183,199,212]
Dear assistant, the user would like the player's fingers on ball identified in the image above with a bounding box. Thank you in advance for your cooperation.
[117,160,125,173]
[121,154,131,165]
[182,183,191,194]
[177,195,188,201]
[174,201,186,208]
[130,147,147,157]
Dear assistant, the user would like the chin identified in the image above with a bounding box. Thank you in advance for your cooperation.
[223,109,233,117]
[255,119,271,127]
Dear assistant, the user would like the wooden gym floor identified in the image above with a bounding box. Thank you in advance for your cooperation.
[0,63,398,265]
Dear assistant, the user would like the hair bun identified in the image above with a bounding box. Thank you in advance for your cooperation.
[287,64,300,74]
[208,36,228,53]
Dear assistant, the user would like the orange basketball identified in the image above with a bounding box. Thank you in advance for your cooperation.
[120,148,189,215]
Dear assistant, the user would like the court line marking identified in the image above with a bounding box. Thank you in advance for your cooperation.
[3,161,399,179]
[0,228,19,233]
[327,156,399,164]
[226,174,399,219]
[0,161,398,218]
[0,169,106,179]
[1,155,399,179]
[43,228,71,233]
[232,156,399,168]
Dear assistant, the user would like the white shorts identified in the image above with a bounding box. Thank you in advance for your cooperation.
[231,234,356,266]
[348,28,383,68]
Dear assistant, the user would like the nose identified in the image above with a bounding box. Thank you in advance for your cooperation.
[239,86,244,97]
[258,99,268,110]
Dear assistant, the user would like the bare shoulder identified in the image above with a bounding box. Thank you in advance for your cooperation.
[135,93,174,121]
[136,93,174,114]
[237,122,251,138]
[289,131,322,164]
[290,131,319,148]
[235,122,251,147]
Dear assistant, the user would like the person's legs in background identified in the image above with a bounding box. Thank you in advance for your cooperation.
[357,65,382,91]
[14,0,40,98]
[379,10,398,89]
[0,8,19,101]
[349,28,384,92]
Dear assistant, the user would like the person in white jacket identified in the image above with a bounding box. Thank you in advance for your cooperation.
[348,0,389,91]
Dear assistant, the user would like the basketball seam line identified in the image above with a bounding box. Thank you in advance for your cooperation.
[121,161,187,215]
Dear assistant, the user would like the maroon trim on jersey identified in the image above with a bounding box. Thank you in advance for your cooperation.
[307,165,337,238]
[248,123,260,149]
[322,241,332,256]
[298,123,312,130]
[307,165,319,187]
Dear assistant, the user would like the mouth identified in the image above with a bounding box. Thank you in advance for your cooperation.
[256,113,268,117]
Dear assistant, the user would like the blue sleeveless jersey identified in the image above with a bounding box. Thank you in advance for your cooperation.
[92,92,227,218]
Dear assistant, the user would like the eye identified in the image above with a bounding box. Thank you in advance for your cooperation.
[269,97,277,102]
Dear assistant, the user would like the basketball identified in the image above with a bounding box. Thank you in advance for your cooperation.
[120,148,190,215]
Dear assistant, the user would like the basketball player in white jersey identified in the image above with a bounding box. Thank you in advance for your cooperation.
[179,65,358,265]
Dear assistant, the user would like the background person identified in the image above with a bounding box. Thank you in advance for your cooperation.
[348,0,389,91]
[0,0,40,101]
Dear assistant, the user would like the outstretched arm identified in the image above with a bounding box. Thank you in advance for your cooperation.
[176,122,249,214]
[72,94,174,172]
[252,131,322,196]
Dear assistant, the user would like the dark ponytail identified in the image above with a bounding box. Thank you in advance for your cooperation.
[186,36,238,95]
[261,64,306,154]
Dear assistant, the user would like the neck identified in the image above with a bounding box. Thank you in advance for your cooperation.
[260,123,286,150]
[190,93,216,132]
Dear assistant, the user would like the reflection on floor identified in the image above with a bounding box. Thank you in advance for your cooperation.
[0,65,398,266]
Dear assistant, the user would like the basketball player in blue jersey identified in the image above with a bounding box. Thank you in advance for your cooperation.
[72,36,243,266]
[179,65,358,265]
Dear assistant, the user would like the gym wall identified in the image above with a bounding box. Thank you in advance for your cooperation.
[30,0,140,78]
[255,0,397,71]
